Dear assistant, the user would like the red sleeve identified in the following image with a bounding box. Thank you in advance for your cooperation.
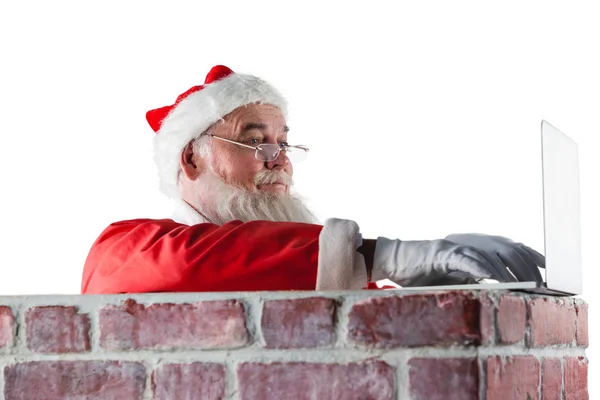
[81,219,323,294]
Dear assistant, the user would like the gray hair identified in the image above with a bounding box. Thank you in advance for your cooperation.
[192,129,213,159]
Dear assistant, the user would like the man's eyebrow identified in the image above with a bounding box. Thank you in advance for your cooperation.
[241,123,268,133]
[240,123,290,134]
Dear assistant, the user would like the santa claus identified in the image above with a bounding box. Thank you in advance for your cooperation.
[81,65,544,294]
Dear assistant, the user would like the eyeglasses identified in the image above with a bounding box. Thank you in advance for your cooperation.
[209,134,309,163]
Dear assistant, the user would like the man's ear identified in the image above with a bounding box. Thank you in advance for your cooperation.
[180,142,201,180]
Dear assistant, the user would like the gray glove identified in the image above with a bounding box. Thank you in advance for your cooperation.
[372,236,518,287]
[444,233,545,282]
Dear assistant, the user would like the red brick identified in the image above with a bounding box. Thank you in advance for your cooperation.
[347,292,480,348]
[99,299,248,350]
[409,357,478,400]
[152,363,225,400]
[3,361,145,400]
[479,292,495,345]
[261,297,335,348]
[497,295,526,344]
[575,302,588,347]
[0,306,14,349]
[486,356,540,400]
[528,298,577,347]
[564,357,588,400]
[237,361,394,400]
[26,306,90,353]
[541,358,562,400]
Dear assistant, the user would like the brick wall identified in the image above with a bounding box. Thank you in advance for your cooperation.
[0,290,588,399]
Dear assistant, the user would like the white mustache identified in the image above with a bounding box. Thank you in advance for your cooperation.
[254,170,293,186]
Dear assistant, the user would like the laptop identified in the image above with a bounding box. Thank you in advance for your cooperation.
[394,120,583,296]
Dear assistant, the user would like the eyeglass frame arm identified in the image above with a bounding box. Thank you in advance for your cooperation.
[209,134,309,152]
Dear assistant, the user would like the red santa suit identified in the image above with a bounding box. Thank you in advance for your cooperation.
[81,200,369,294]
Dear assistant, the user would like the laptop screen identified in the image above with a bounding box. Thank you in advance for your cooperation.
[541,120,583,295]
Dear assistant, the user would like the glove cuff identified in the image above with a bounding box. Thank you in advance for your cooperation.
[372,236,399,281]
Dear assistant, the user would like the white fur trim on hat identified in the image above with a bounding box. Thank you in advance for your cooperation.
[153,72,288,198]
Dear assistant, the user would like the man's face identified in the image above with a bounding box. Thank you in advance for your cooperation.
[206,103,293,195]
[183,103,316,225]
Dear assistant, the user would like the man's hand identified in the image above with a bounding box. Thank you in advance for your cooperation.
[372,237,519,286]
[444,233,545,282]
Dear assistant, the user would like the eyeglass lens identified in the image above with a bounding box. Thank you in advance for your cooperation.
[256,144,307,163]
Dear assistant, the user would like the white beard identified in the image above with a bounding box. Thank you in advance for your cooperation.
[193,170,317,225]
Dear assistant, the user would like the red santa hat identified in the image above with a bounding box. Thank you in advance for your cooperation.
[146,65,288,198]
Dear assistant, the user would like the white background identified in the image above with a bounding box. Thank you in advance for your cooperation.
[1,0,597,395]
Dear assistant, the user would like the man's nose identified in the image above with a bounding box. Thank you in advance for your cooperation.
[264,149,289,170]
